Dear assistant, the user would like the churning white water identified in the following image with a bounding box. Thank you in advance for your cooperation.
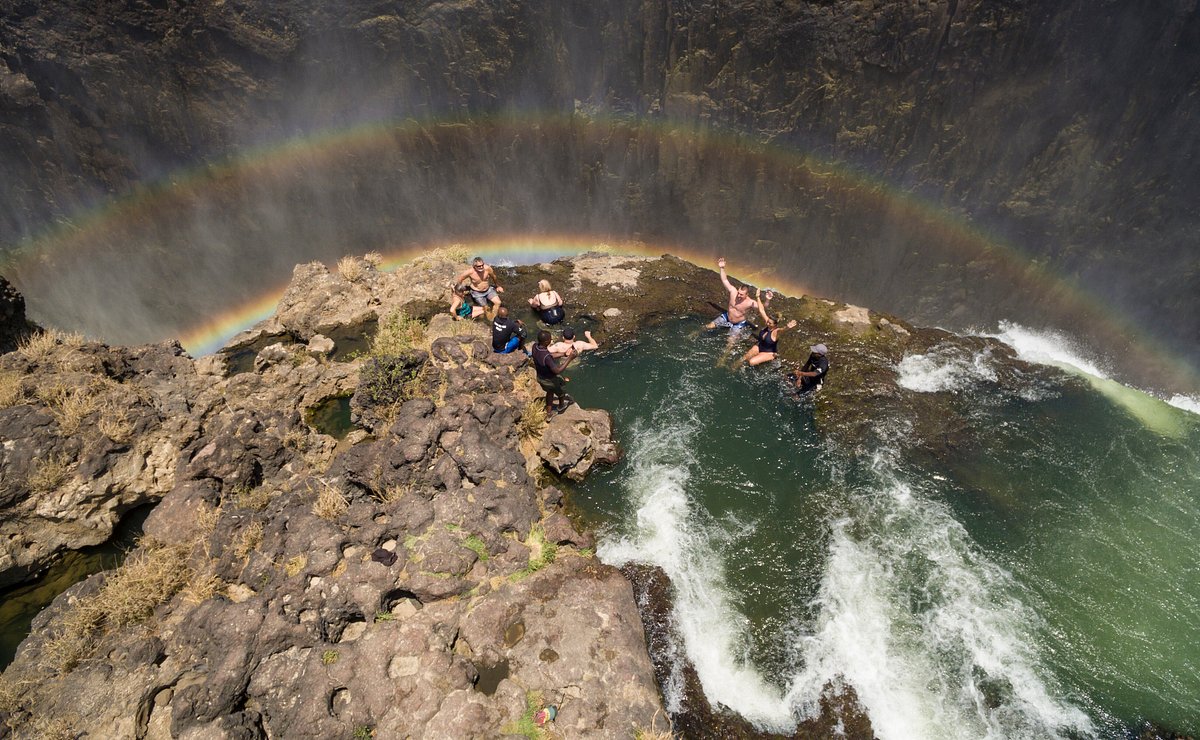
[596,380,797,730]
[593,362,1095,739]
[1168,394,1200,416]
[785,456,1094,740]
[986,321,1112,378]
[896,345,998,392]
[985,321,1191,437]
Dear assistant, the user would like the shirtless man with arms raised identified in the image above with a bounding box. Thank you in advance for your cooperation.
[706,257,762,331]
[452,256,505,319]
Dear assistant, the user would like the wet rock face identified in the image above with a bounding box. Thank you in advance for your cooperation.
[2,1,1199,371]
[0,275,34,353]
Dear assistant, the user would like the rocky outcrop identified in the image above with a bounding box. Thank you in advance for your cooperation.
[0,254,674,739]
[0,338,200,589]
[0,251,1084,738]
[0,276,33,354]
[537,405,621,482]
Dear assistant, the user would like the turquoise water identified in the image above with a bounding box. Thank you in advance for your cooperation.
[568,319,1200,738]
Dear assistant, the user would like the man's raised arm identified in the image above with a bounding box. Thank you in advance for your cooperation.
[718,257,736,297]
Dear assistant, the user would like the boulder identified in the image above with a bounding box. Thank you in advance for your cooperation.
[536,405,621,481]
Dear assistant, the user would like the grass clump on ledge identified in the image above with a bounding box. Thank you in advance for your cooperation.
[518,399,547,443]
[41,539,190,673]
[17,328,85,364]
[0,371,25,408]
[510,525,557,583]
[312,479,349,520]
[337,255,365,282]
[27,453,73,496]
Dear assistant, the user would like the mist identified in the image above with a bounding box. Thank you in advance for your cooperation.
[1,0,1197,391]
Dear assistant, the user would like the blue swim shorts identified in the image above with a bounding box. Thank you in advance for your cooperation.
[711,312,749,331]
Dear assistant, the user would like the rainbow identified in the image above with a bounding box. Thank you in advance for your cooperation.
[178,233,817,356]
[2,112,1196,392]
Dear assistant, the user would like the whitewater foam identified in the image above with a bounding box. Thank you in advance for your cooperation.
[896,345,998,393]
[987,321,1111,378]
[1167,394,1200,416]
[785,461,1095,740]
[985,322,1189,437]
[596,399,796,730]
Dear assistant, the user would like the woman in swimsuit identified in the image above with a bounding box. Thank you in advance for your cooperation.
[740,287,796,366]
[450,283,486,320]
[528,280,565,325]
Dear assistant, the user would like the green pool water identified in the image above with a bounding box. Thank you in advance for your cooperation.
[0,505,152,668]
[566,319,1200,739]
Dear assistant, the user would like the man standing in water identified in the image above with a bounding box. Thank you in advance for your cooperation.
[453,256,505,319]
[791,343,829,394]
[706,257,762,332]
[532,330,578,414]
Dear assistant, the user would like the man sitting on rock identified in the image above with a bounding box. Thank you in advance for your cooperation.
[548,326,599,358]
[790,343,829,395]
[453,256,505,319]
[491,306,527,354]
[532,330,578,414]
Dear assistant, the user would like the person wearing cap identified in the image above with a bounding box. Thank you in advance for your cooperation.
[792,343,829,394]
[548,326,599,358]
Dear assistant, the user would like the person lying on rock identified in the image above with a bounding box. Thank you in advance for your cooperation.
[548,326,599,357]
[453,256,504,319]
[527,279,565,325]
[705,257,763,332]
[450,283,486,320]
[739,287,796,367]
[790,343,829,395]
[491,306,527,354]
[532,330,578,414]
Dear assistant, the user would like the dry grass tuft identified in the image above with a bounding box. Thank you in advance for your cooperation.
[338,255,364,282]
[180,571,225,605]
[371,483,409,505]
[284,554,307,578]
[28,453,73,496]
[233,520,264,561]
[18,328,85,363]
[441,243,471,265]
[518,399,548,442]
[0,371,25,408]
[35,381,106,435]
[363,251,383,268]
[97,398,136,443]
[41,540,189,673]
[232,484,271,512]
[28,716,76,740]
[312,480,349,520]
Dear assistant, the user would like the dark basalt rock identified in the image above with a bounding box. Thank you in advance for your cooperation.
[0,275,36,354]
